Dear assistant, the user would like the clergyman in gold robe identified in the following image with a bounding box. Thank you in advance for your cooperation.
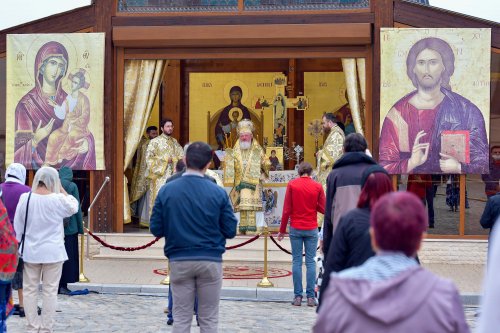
[130,126,158,227]
[224,119,270,234]
[316,113,345,226]
[145,119,183,215]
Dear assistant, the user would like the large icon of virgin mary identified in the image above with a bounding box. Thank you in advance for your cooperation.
[14,41,96,169]
[215,85,251,150]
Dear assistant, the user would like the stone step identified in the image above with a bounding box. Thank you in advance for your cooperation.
[85,233,489,265]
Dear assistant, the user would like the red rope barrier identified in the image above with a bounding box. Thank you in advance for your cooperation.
[269,235,320,257]
[269,234,292,255]
[226,234,260,250]
[84,229,259,252]
[86,229,161,251]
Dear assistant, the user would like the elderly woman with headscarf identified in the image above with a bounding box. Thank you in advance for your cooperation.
[0,163,30,317]
[13,167,78,333]
[58,167,83,295]
[0,200,18,332]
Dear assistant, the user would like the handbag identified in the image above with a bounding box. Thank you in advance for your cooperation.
[17,192,32,273]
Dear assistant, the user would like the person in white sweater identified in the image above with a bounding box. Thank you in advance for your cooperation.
[14,166,78,333]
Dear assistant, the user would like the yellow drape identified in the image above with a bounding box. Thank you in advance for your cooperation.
[123,59,167,224]
[341,58,364,136]
[356,58,366,105]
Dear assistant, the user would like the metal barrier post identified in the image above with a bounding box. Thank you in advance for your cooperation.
[160,261,170,285]
[257,226,274,288]
[80,176,110,283]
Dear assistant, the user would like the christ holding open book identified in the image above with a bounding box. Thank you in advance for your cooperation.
[379,37,488,174]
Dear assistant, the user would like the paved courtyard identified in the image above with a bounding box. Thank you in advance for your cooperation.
[6,293,479,333]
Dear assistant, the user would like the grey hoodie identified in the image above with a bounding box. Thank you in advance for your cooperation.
[314,266,470,333]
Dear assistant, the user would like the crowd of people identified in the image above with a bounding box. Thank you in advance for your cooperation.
[0,164,82,333]
[1,116,500,333]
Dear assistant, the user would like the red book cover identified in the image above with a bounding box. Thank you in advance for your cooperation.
[441,130,470,164]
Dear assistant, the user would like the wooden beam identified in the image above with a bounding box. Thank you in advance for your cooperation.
[372,0,394,161]
[123,46,370,60]
[392,175,398,191]
[89,171,95,231]
[0,5,95,53]
[113,23,371,48]
[115,47,124,233]
[182,59,290,72]
[288,59,297,170]
[425,234,488,240]
[394,0,500,49]
[112,12,374,26]
[181,63,189,144]
[95,0,116,232]
[163,60,182,143]
[28,170,34,187]
[296,58,343,71]
[459,175,466,236]
[365,46,374,152]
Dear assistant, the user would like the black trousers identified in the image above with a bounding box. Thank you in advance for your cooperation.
[59,233,79,287]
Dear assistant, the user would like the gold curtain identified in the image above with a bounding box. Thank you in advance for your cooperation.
[123,60,167,224]
[341,58,364,136]
[356,58,366,105]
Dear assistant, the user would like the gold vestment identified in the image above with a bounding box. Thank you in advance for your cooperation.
[205,169,224,187]
[224,139,270,234]
[145,134,183,215]
[316,125,345,226]
[130,136,150,204]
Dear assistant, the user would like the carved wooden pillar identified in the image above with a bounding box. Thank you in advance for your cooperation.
[372,0,394,160]
[162,60,183,144]
[92,0,115,232]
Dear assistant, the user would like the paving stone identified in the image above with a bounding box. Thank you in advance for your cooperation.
[5,293,478,332]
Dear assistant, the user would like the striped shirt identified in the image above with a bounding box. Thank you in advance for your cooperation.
[336,252,418,282]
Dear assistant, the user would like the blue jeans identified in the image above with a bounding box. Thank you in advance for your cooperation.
[0,282,10,333]
[289,227,318,298]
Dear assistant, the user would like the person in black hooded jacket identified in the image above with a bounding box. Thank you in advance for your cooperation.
[58,167,83,295]
[319,165,392,308]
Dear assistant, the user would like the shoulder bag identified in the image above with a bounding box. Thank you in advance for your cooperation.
[16,192,32,273]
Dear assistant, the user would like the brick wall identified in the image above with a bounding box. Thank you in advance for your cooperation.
[420,239,488,264]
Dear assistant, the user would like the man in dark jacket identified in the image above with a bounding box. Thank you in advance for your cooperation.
[480,182,500,240]
[150,142,237,332]
[318,165,390,309]
[322,133,377,264]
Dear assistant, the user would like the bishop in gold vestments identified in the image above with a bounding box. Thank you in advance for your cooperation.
[224,120,270,234]
[316,113,345,226]
[145,122,183,215]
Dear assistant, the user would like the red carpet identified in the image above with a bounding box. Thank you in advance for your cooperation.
[154,265,291,280]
